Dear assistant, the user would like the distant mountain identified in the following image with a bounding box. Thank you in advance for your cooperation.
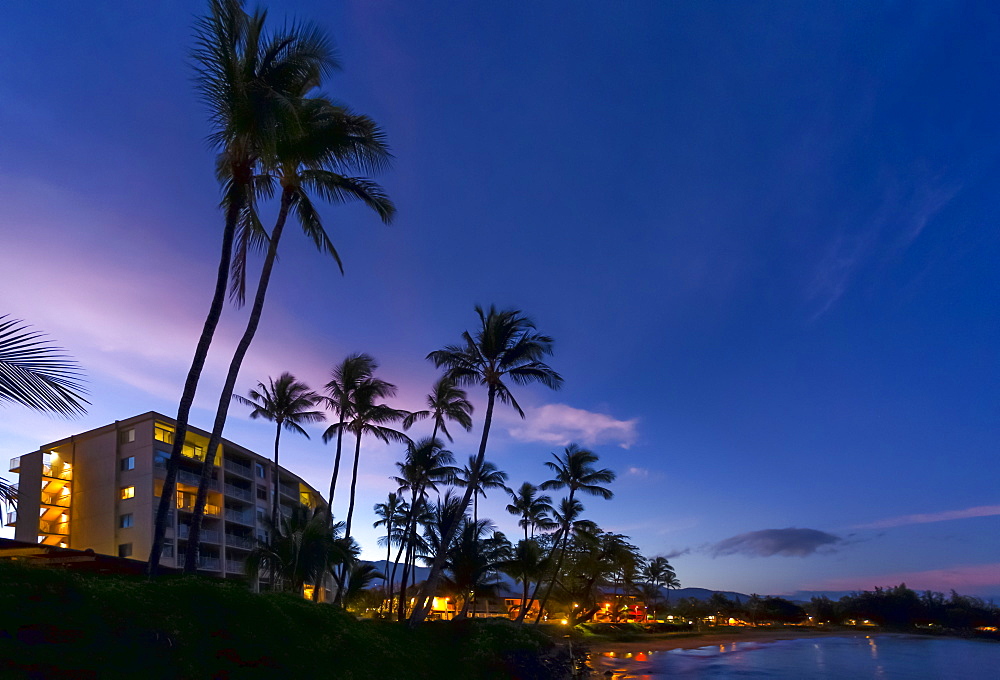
[781,590,855,602]
[666,587,750,602]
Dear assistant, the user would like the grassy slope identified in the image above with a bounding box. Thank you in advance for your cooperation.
[0,563,569,680]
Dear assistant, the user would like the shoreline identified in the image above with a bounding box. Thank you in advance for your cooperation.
[581,628,863,677]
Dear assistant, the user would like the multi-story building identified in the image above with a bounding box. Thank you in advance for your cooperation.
[6,411,326,579]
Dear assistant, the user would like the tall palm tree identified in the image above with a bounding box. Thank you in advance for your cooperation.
[232,372,324,526]
[373,492,407,593]
[641,555,677,618]
[391,438,457,620]
[534,445,615,624]
[401,375,473,443]
[184,90,395,572]
[505,482,556,542]
[0,315,88,417]
[410,305,562,625]
[455,456,508,523]
[149,0,336,575]
[499,538,552,623]
[322,353,377,520]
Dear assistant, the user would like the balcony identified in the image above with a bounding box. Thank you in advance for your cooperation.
[177,470,219,490]
[198,557,221,571]
[224,534,254,550]
[223,458,253,479]
[177,501,221,517]
[178,526,220,543]
[5,510,16,526]
[39,520,70,535]
[42,464,72,481]
[41,492,71,508]
[279,484,298,499]
[224,509,254,525]
[225,559,246,574]
[223,483,252,502]
[8,456,20,473]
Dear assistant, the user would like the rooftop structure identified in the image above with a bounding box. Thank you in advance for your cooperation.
[6,411,326,579]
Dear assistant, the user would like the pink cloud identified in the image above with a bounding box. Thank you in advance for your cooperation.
[506,403,638,449]
[806,563,1000,595]
[853,505,1000,530]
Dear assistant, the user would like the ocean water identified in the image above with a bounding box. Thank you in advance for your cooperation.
[645,634,999,679]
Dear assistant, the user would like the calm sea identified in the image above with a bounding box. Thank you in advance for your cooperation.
[646,634,999,679]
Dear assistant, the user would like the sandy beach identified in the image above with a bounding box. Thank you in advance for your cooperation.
[583,628,850,677]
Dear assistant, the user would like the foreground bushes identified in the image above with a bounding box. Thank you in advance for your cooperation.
[0,563,569,679]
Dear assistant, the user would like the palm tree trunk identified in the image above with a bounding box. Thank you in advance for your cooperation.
[147,192,242,576]
[327,418,346,524]
[534,489,575,625]
[409,385,496,626]
[389,537,405,615]
[344,430,363,539]
[184,189,291,573]
[397,493,419,621]
[272,421,282,528]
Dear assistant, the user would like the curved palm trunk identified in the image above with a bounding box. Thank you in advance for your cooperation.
[409,385,495,626]
[397,489,420,621]
[184,189,291,573]
[514,576,531,623]
[534,489,575,625]
[327,420,346,525]
[147,191,242,577]
[388,537,406,615]
[343,430,364,540]
[272,420,283,528]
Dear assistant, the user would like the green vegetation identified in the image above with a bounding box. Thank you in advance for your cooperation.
[0,562,570,679]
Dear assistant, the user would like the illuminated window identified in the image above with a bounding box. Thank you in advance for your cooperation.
[118,543,132,558]
[120,486,135,500]
[182,442,204,461]
[120,456,135,471]
[119,428,135,444]
[154,423,174,444]
[119,513,133,528]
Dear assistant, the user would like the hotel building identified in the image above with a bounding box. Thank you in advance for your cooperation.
[6,411,326,578]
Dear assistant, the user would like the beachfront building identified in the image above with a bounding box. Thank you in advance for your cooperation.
[6,411,326,579]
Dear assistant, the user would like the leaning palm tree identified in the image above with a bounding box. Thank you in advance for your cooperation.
[410,305,562,625]
[184,93,395,572]
[373,492,407,593]
[535,445,615,624]
[233,372,324,526]
[401,375,473,443]
[149,0,336,575]
[0,315,88,417]
[505,482,556,542]
[455,456,508,523]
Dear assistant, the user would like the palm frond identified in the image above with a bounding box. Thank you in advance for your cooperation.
[0,316,88,417]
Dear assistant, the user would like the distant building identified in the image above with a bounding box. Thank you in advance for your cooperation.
[6,411,326,580]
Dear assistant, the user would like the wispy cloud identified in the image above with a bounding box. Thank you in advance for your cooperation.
[506,403,638,449]
[710,528,841,558]
[853,504,1000,531]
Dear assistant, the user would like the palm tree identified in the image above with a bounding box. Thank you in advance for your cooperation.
[499,539,552,623]
[373,492,407,593]
[401,375,473,443]
[184,89,395,572]
[505,482,556,542]
[641,556,677,619]
[149,0,336,575]
[455,456,508,523]
[232,372,324,526]
[535,445,615,624]
[411,305,562,625]
[391,438,458,620]
[0,315,88,417]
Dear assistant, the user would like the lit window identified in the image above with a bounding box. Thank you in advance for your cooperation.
[119,428,135,444]
[120,456,135,472]
[120,486,135,500]
[118,543,132,558]
[120,513,133,528]
[154,423,174,444]
[182,442,204,461]
[255,463,266,478]
[256,486,268,500]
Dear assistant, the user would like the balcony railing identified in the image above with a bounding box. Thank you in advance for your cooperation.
[198,557,221,571]
[178,526,220,543]
[223,458,253,479]
[177,501,221,516]
[41,492,71,508]
[223,483,252,502]
[177,470,219,490]
[42,464,72,481]
[279,484,298,498]
[39,520,70,535]
[225,559,246,574]
[224,534,254,550]
[5,510,16,526]
[224,509,254,525]
[9,456,20,473]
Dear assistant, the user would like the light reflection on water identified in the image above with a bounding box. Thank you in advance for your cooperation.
[631,635,1000,679]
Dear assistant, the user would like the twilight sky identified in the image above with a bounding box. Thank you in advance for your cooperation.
[2,1,998,599]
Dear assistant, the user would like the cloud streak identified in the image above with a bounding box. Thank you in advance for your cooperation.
[806,563,1000,595]
[853,504,1000,530]
[710,528,841,558]
[506,403,638,449]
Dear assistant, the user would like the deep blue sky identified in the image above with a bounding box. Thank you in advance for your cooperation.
[2,1,997,597]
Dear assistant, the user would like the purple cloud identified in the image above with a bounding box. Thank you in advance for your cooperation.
[710,528,841,558]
